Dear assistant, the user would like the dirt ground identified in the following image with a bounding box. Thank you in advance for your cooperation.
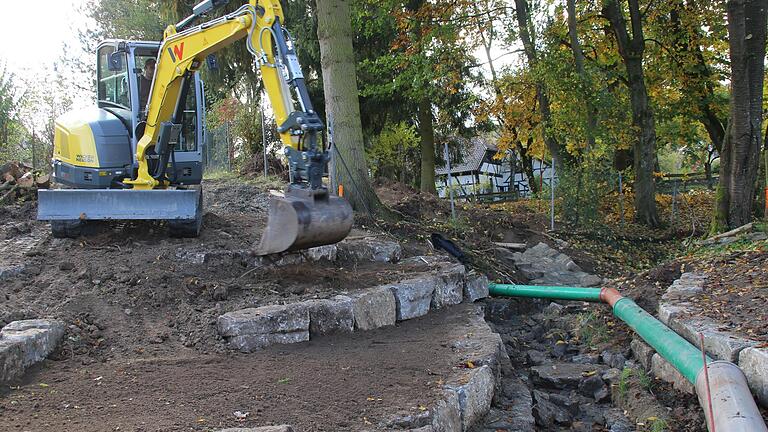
[0,178,435,361]
[0,178,473,431]
[0,175,744,431]
[0,307,469,432]
[686,250,768,342]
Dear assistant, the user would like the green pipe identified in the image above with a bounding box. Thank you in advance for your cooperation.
[489,283,711,383]
[488,283,603,302]
[612,297,711,383]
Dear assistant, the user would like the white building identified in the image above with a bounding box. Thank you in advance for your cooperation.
[435,139,554,200]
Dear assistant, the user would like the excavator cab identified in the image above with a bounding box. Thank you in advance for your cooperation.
[38,0,353,253]
[39,40,206,237]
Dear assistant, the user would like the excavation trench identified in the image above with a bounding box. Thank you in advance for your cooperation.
[487,283,768,432]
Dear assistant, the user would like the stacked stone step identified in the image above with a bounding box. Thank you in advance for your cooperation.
[217,261,490,352]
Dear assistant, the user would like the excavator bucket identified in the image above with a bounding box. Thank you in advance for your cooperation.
[255,188,353,256]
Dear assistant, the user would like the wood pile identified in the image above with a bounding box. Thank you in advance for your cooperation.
[0,162,50,204]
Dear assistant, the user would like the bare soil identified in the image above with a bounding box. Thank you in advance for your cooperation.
[0,307,468,432]
[0,179,434,361]
[686,250,768,343]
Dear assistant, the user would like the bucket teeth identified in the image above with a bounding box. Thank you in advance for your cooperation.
[255,188,353,256]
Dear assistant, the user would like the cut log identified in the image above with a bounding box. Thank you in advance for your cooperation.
[17,172,34,188]
[35,174,51,189]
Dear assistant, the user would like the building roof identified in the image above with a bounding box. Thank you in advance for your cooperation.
[436,138,499,175]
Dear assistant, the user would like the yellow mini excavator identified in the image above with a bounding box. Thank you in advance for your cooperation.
[38,0,353,255]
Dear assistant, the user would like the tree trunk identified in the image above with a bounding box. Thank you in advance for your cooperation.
[514,0,564,168]
[603,0,660,227]
[714,122,733,231]
[317,0,385,216]
[715,0,767,228]
[512,127,537,194]
[418,98,437,194]
[565,0,597,152]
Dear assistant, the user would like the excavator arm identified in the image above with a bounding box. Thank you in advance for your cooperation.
[126,0,324,190]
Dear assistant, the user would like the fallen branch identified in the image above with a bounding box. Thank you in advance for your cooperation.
[493,242,527,250]
[701,222,754,245]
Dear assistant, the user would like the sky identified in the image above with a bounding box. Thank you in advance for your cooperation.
[0,0,90,75]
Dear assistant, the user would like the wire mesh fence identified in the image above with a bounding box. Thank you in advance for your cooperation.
[203,124,232,174]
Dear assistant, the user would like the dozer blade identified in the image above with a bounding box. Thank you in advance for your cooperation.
[37,188,200,220]
[256,188,353,256]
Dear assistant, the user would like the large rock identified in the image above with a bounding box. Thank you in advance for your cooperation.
[657,302,687,325]
[463,272,489,303]
[350,287,397,331]
[739,347,768,407]
[650,353,694,394]
[431,265,465,309]
[500,377,535,431]
[448,365,495,430]
[217,303,309,352]
[667,316,755,363]
[527,242,559,258]
[532,390,572,428]
[0,319,65,383]
[430,390,462,432]
[630,338,655,370]
[304,296,355,336]
[662,272,706,301]
[338,238,402,263]
[388,276,436,321]
[530,363,606,389]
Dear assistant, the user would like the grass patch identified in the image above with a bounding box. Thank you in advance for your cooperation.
[636,367,654,393]
[649,417,669,432]
[617,367,633,399]
[574,311,611,346]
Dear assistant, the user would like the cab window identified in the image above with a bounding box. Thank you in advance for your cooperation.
[179,78,198,152]
[97,46,130,108]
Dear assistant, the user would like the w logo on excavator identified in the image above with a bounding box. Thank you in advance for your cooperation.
[167,42,185,62]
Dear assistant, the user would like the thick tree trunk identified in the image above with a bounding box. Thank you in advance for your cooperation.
[715,0,767,229]
[566,0,597,151]
[418,98,437,194]
[316,0,385,215]
[514,0,564,168]
[603,0,660,227]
